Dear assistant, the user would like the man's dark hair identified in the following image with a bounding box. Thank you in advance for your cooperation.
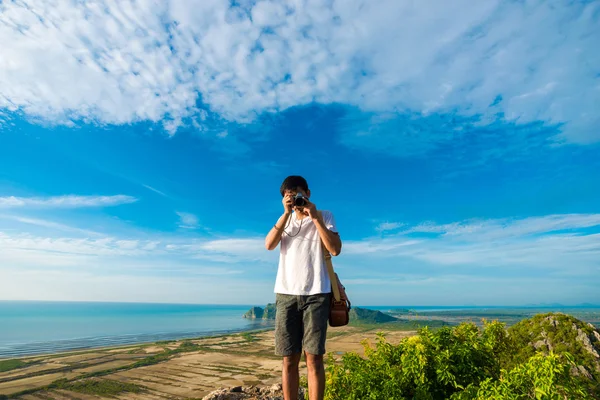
[280,175,309,196]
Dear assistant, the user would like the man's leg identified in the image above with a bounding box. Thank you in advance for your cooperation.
[305,352,325,400]
[282,352,302,400]
[301,293,331,400]
[274,294,303,400]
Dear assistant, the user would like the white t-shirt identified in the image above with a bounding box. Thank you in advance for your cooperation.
[274,210,338,295]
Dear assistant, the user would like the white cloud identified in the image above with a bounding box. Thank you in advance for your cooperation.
[0,225,276,303]
[1,212,599,304]
[0,195,137,208]
[142,184,168,197]
[0,232,150,258]
[0,268,270,305]
[375,221,404,233]
[408,214,600,240]
[166,237,276,264]
[0,215,101,236]
[176,211,200,229]
[0,0,598,144]
[353,214,600,269]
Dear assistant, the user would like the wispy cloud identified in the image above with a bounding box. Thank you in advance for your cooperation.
[0,215,101,236]
[142,184,168,198]
[375,221,404,233]
[352,214,600,270]
[0,268,270,305]
[405,214,600,240]
[0,231,265,272]
[0,195,137,208]
[166,238,274,264]
[0,1,597,146]
[1,212,598,304]
[176,211,199,229]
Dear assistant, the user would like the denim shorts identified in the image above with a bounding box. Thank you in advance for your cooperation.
[274,293,331,356]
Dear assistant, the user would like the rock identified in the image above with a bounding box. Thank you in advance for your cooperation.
[243,304,277,320]
[263,303,277,319]
[592,330,600,344]
[577,327,600,359]
[533,339,552,351]
[571,365,593,380]
[201,384,305,400]
[243,307,265,319]
[268,383,282,394]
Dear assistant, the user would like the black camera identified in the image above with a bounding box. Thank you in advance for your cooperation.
[293,193,308,207]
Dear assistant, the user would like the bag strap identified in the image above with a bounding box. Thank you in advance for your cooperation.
[318,211,341,302]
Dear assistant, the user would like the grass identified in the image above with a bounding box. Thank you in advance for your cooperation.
[203,364,258,375]
[3,333,264,398]
[0,359,28,373]
[2,325,333,398]
[7,370,147,398]
[241,332,258,342]
[49,378,144,397]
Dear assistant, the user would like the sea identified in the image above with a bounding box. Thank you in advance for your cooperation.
[2,301,597,359]
[0,301,274,359]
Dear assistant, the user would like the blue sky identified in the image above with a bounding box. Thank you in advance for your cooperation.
[0,0,599,306]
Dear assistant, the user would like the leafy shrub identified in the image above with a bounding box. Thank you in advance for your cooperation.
[0,359,28,373]
[506,312,600,395]
[49,378,143,396]
[452,352,590,399]
[324,317,596,400]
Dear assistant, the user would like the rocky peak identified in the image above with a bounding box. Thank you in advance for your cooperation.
[511,312,600,380]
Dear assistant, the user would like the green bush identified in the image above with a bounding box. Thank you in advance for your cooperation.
[452,352,589,399]
[324,317,596,400]
[49,378,143,396]
[0,359,28,373]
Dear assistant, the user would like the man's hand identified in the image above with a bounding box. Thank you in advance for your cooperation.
[298,199,319,220]
[282,194,293,214]
[303,200,342,256]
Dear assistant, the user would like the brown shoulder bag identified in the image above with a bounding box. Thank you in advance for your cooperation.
[318,211,351,327]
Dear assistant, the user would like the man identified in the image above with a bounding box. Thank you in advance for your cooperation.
[265,175,342,400]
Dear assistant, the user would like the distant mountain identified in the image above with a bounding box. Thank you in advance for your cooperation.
[243,305,399,324]
[523,302,600,308]
[350,307,398,324]
[577,303,600,308]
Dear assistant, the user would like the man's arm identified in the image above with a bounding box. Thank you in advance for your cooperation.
[265,212,291,250]
[313,213,342,256]
[265,194,294,251]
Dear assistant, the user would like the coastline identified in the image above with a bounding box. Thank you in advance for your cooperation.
[0,324,416,399]
[3,306,599,398]
[0,301,275,360]
[3,303,598,361]
[0,325,276,361]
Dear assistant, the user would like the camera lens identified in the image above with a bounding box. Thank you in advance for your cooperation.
[294,196,306,207]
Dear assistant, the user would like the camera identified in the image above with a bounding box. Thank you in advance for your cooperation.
[293,193,308,207]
